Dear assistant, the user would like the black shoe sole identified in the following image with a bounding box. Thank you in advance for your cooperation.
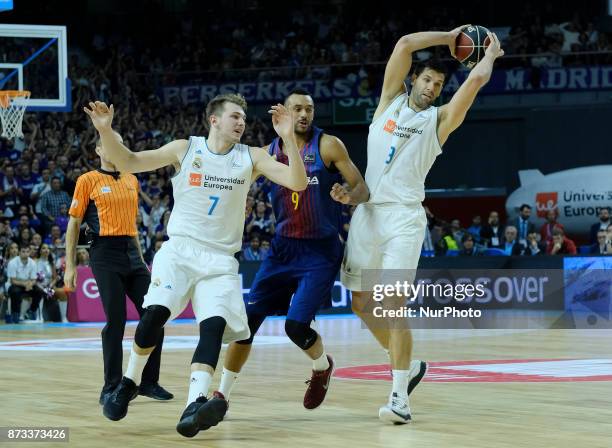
[103,404,128,421]
[408,361,427,396]
[139,391,174,401]
[176,399,228,438]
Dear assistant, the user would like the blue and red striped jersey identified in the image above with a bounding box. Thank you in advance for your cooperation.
[269,127,342,239]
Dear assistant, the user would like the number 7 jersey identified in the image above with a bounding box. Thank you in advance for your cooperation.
[167,136,253,254]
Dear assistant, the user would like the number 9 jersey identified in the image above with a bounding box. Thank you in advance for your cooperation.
[269,126,342,240]
[166,136,253,255]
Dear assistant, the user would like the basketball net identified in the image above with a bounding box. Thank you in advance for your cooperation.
[0,90,31,139]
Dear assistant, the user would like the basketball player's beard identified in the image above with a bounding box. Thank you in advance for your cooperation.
[412,92,434,110]
[294,125,312,139]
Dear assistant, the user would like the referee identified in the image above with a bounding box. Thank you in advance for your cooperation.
[65,130,173,405]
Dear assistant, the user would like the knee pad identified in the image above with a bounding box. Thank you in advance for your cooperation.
[236,313,266,345]
[285,319,318,350]
[134,305,170,348]
[192,316,226,368]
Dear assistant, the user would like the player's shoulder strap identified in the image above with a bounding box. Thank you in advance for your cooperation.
[268,136,281,156]
[371,92,408,128]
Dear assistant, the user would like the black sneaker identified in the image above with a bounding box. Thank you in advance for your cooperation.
[100,384,138,405]
[99,390,112,406]
[139,382,174,401]
[176,392,228,438]
[103,377,138,421]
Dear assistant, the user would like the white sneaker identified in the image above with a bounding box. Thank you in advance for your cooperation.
[408,360,428,395]
[378,392,411,424]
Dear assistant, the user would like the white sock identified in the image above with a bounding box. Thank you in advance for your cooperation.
[218,368,240,399]
[125,348,149,383]
[392,370,410,398]
[312,352,330,371]
[59,301,67,321]
[187,370,212,406]
[384,348,390,359]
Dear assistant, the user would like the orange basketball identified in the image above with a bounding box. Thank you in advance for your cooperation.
[455,25,491,69]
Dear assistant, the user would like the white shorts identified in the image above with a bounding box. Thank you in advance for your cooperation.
[143,236,249,344]
[341,203,427,292]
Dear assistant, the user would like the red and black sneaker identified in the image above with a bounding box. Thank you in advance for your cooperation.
[303,355,334,410]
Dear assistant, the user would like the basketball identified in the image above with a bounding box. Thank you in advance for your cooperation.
[455,25,491,69]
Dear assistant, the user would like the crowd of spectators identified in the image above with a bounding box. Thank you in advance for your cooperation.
[506,11,612,69]
[421,204,612,257]
[67,3,612,91]
[136,7,611,70]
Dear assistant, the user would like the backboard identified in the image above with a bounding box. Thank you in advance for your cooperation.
[0,24,70,112]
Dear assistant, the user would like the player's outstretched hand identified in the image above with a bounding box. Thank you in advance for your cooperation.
[448,24,470,58]
[330,182,351,204]
[84,101,114,131]
[485,32,504,59]
[269,104,293,139]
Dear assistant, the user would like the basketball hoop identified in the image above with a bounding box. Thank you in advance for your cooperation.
[0,90,30,139]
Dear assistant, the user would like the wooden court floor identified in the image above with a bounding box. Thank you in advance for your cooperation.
[1,317,611,448]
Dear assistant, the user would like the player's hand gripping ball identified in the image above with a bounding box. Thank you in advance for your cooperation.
[454,25,491,69]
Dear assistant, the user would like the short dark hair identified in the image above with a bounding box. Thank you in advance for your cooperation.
[205,93,247,123]
[284,88,312,104]
[19,244,30,252]
[520,204,532,211]
[413,59,448,79]
[51,176,61,183]
[552,227,565,237]
[462,234,474,243]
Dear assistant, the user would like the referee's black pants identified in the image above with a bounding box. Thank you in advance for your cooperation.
[89,236,164,394]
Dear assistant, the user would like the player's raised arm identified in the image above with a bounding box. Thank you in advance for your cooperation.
[84,101,188,173]
[437,32,504,145]
[250,104,308,192]
[375,26,465,121]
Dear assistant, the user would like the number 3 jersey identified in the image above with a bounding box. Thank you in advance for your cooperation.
[269,126,342,240]
[365,93,442,205]
[167,136,253,254]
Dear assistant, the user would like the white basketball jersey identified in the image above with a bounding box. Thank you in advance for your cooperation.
[167,137,253,254]
[365,93,442,204]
